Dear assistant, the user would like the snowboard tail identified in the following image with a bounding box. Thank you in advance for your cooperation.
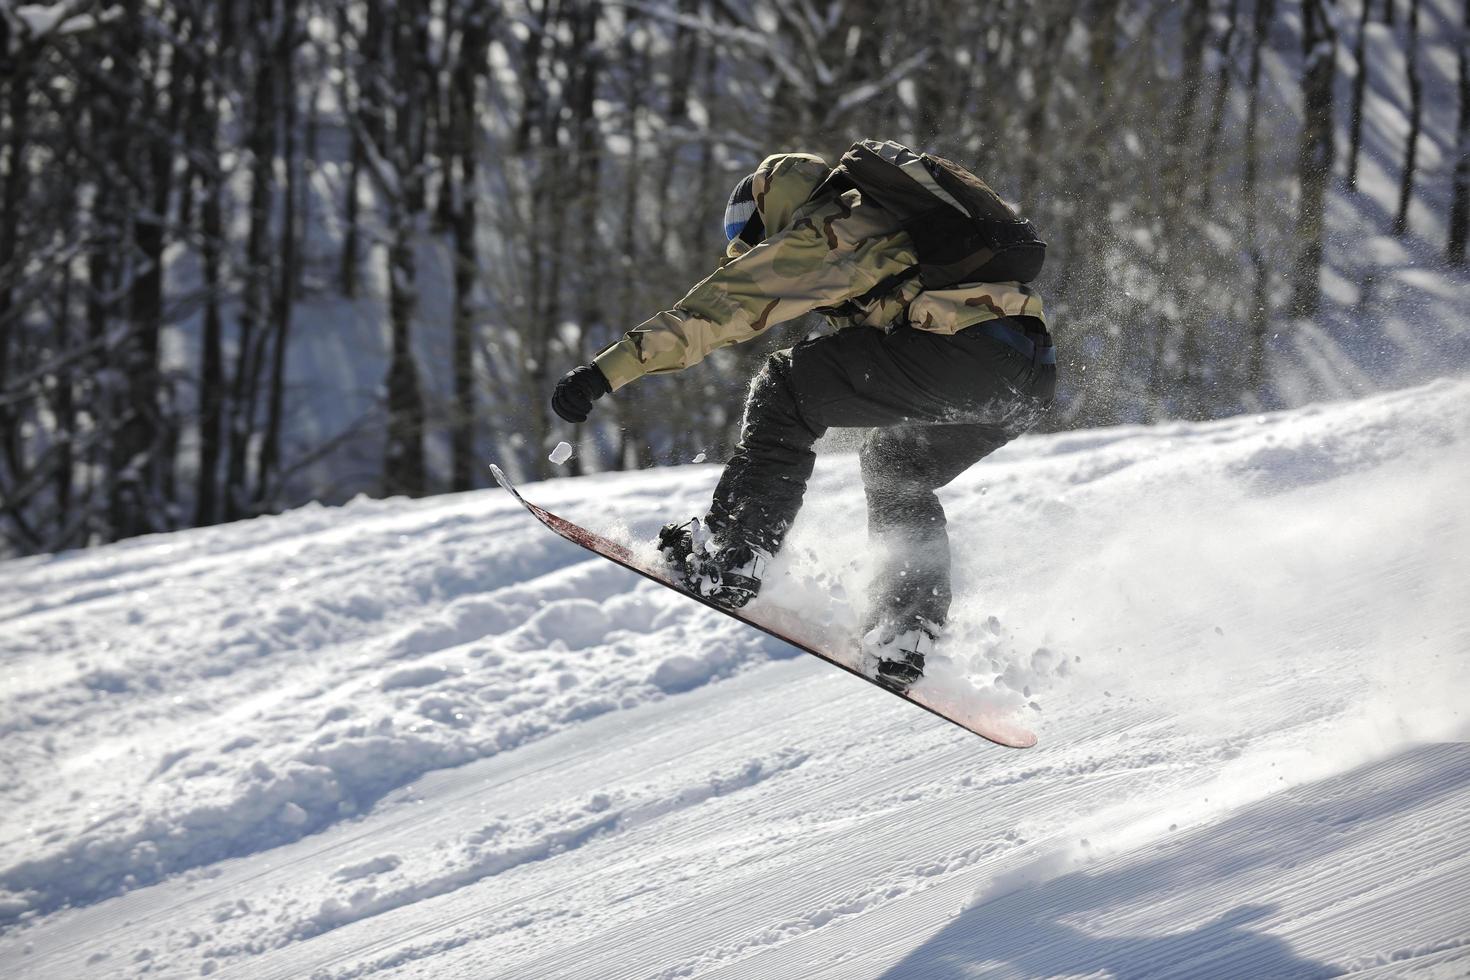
[490,464,1036,749]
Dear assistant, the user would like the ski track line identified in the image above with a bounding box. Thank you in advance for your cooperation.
[688,744,1470,980]
[0,659,846,979]
[123,668,907,978]
[272,710,1216,980]
[469,747,1182,978]
[500,728,1293,979]
[225,670,871,979]
[286,686,1429,980]
[1345,941,1470,978]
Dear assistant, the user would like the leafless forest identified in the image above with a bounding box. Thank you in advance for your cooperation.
[1,0,1467,556]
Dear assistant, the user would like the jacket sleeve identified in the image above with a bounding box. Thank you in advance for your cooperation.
[592,194,914,391]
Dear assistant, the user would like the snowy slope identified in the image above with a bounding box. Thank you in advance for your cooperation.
[1,377,1468,978]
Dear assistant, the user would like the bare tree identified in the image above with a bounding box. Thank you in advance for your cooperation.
[1290,0,1338,319]
[1451,0,1470,265]
[337,1,365,298]
[1019,3,1073,204]
[1198,0,1242,211]
[1392,0,1423,236]
[447,1,491,491]
[0,32,34,505]
[373,0,429,497]
[224,0,281,520]
[108,0,176,540]
[1345,0,1375,190]
[1245,0,1278,394]
[1166,0,1211,205]
[257,0,304,505]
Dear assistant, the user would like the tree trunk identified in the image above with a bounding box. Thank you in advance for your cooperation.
[566,0,602,477]
[339,2,364,298]
[1244,0,1277,395]
[0,45,32,496]
[614,12,649,470]
[225,0,279,520]
[110,1,172,540]
[374,0,428,498]
[1166,0,1210,205]
[84,232,113,546]
[341,136,364,298]
[1345,0,1375,190]
[258,0,301,506]
[298,71,320,300]
[1020,6,1071,206]
[433,0,462,236]
[1057,0,1125,425]
[449,2,490,491]
[515,0,553,154]
[535,148,569,481]
[1392,0,1422,236]
[1290,0,1338,320]
[1450,0,1470,265]
[384,225,427,497]
[52,265,76,546]
[1197,0,1241,212]
[396,0,431,216]
[197,174,226,526]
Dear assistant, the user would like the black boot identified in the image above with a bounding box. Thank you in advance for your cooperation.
[863,618,938,692]
[657,520,698,573]
[656,519,770,609]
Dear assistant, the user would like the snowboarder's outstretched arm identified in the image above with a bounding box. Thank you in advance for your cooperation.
[550,153,920,423]
[590,193,914,392]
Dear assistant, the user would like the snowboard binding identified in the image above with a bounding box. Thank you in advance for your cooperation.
[657,518,770,610]
[862,620,938,692]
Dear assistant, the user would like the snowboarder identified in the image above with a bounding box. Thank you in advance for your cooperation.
[551,140,1057,690]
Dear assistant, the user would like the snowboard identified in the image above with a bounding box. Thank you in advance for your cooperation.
[490,464,1037,749]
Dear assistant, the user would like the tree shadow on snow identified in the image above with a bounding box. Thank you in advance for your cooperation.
[881,743,1470,980]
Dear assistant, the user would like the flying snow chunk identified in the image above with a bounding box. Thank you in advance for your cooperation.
[549,441,574,465]
[693,452,707,463]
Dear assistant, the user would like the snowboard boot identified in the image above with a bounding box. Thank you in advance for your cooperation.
[862,618,939,692]
[657,519,771,610]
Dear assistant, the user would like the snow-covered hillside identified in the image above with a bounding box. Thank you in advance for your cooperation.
[1,377,1468,979]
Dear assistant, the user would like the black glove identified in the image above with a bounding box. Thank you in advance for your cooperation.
[551,364,611,423]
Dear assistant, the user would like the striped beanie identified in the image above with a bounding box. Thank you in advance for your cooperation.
[723,172,765,245]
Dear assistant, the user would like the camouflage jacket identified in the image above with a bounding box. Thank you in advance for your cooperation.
[593,152,1047,392]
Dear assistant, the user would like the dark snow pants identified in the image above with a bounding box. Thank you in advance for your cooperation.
[706,317,1056,631]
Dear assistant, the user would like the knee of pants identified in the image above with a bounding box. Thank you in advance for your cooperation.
[860,430,932,490]
[742,350,802,433]
[858,430,892,486]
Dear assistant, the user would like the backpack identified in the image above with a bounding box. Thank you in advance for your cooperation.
[819,139,1046,288]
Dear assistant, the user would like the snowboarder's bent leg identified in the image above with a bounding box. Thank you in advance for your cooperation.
[860,423,1010,634]
[856,323,1055,640]
[687,320,1055,617]
[702,346,823,558]
[663,346,833,607]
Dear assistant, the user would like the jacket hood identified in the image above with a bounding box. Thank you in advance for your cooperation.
[724,152,830,260]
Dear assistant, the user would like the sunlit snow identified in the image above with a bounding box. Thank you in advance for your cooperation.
[0,379,1467,978]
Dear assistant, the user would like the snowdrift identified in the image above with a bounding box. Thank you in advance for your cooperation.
[1,378,1467,978]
